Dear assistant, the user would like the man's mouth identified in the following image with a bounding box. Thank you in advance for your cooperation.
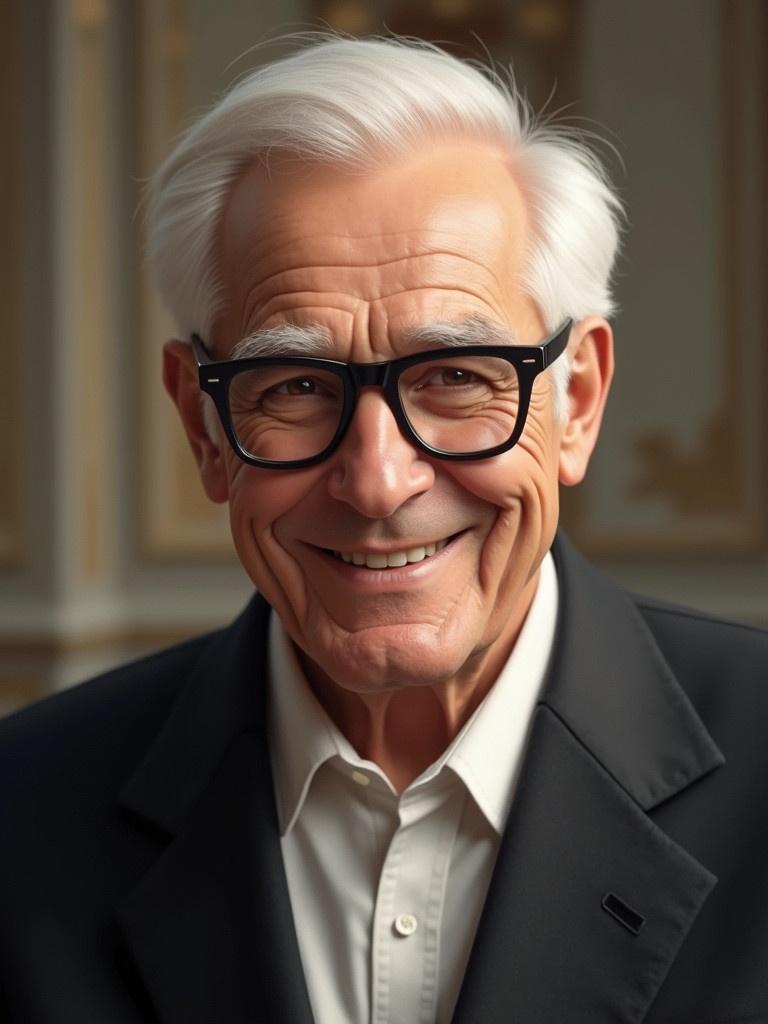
[325,533,461,570]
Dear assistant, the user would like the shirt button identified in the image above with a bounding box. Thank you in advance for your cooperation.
[351,770,370,787]
[393,913,418,937]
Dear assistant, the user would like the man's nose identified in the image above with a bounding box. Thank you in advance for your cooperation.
[326,389,435,518]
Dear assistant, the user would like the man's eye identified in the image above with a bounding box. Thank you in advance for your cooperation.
[275,377,321,395]
[439,368,479,386]
[261,373,343,405]
[418,367,484,388]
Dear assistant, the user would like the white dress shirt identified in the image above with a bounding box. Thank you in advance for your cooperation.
[267,552,559,1024]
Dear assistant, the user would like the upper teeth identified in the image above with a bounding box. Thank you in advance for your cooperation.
[335,539,448,568]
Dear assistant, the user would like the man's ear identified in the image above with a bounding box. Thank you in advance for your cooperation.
[162,340,229,503]
[557,317,614,487]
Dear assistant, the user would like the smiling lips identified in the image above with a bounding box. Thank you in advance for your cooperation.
[332,537,450,569]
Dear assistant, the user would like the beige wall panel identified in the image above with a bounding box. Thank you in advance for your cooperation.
[136,0,233,559]
[0,0,25,566]
[70,0,111,580]
[564,0,767,555]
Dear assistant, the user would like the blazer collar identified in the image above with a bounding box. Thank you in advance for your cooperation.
[118,593,272,836]
[543,532,724,810]
[453,533,725,1023]
[117,595,316,1024]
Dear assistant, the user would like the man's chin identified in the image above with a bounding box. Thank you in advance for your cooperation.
[298,620,480,695]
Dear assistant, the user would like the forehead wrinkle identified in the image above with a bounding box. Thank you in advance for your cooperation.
[403,317,521,351]
[234,235,512,331]
[241,247,501,295]
[241,281,359,336]
[243,297,360,340]
[241,262,506,338]
[372,282,510,324]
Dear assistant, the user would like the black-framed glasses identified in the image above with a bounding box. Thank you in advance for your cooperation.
[192,319,572,469]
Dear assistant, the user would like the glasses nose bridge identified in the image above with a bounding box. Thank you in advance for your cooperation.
[343,359,405,439]
[348,360,393,390]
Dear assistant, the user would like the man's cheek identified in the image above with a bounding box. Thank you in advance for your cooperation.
[460,463,553,592]
[226,484,302,596]
[233,514,313,629]
[449,447,540,509]
[228,465,327,539]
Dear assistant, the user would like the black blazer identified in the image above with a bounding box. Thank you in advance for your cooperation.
[1,534,768,1023]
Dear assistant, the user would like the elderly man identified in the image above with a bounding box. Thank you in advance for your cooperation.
[2,35,768,1024]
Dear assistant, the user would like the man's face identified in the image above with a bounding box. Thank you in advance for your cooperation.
[182,142,599,696]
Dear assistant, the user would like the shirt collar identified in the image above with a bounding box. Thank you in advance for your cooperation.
[268,551,559,837]
[443,550,558,832]
[267,615,341,835]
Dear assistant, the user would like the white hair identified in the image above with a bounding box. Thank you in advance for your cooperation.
[147,35,623,420]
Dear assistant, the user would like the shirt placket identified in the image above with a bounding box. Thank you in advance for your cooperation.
[370,780,462,1024]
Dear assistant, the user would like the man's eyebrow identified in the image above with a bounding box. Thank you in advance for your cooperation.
[403,317,520,350]
[231,324,335,359]
[229,316,520,360]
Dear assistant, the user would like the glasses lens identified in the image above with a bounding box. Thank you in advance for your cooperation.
[228,365,344,462]
[399,355,520,454]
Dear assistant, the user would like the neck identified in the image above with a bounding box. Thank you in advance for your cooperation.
[299,576,538,792]
[309,678,487,793]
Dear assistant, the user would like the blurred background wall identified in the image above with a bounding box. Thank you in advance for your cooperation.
[0,0,766,714]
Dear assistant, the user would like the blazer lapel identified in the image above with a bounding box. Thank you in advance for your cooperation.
[115,597,315,1024]
[453,534,725,1024]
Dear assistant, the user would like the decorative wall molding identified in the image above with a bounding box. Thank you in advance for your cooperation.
[0,624,197,656]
